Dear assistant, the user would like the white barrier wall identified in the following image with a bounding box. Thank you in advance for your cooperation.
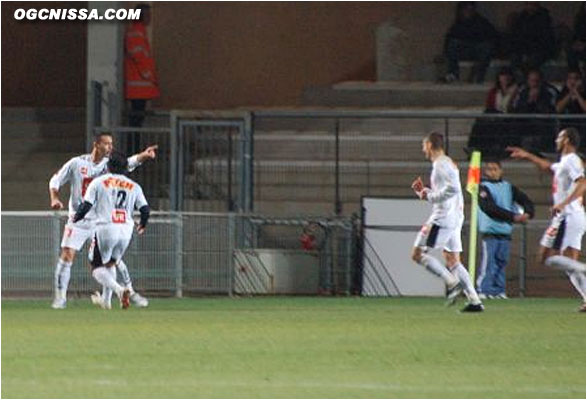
[362,197,445,297]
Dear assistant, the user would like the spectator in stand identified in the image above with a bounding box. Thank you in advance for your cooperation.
[556,69,586,153]
[567,3,585,71]
[556,69,586,115]
[512,69,558,153]
[509,3,556,79]
[125,3,160,152]
[513,69,557,114]
[485,67,519,113]
[477,161,534,299]
[443,2,497,83]
[467,67,519,159]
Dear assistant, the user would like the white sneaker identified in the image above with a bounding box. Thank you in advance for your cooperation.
[445,280,463,306]
[90,291,111,309]
[495,293,508,299]
[130,292,149,308]
[51,297,66,309]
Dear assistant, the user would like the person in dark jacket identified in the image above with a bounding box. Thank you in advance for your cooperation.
[509,3,556,77]
[477,161,535,298]
[443,2,497,83]
[567,3,585,70]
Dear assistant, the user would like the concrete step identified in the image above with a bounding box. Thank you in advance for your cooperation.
[1,107,85,123]
[1,181,65,211]
[1,121,86,139]
[2,152,79,180]
[2,135,85,153]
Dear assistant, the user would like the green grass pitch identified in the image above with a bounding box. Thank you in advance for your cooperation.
[2,297,585,398]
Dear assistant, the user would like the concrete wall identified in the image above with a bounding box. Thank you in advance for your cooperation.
[1,2,580,108]
[1,2,87,107]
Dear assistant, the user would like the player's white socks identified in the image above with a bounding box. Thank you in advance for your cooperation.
[116,260,134,294]
[54,259,72,300]
[92,267,124,298]
[545,255,586,274]
[451,263,481,305]
[566,271,587,301]
[101,267,116,307]
[419,254,457,286]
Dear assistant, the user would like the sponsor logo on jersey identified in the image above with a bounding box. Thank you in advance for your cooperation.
[102,177,134,191]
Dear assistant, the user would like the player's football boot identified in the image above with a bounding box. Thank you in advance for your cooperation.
[578,302,586,313]
[461,303,484,313]
[90,291,111,309]
[120,289,131,310]
[130,292,149,308]
[445,280,463,306]
[51,296,66,309]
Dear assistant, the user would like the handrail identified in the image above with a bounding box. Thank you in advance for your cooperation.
[250,109,586,120]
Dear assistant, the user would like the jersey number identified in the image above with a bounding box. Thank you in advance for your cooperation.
[112,190,128,223]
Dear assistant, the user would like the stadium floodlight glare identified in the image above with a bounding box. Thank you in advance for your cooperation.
[466,151,481,281]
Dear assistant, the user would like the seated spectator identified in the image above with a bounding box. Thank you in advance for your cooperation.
[443,2,496,83]
[508,3,556,79]
[567,3,585,71]
[485,67,518,113]
[467,68,519,158]
[513,69,557,114]
[557,69,586,153]
[556,69,586,114]
[512,69,558,153]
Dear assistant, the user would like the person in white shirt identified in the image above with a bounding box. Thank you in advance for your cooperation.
[508,128,586,312]
[73,152,150,309]
[411,132,484,312]
[48,132,156,309]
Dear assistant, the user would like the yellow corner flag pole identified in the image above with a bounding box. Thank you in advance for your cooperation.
[466,151,481,281]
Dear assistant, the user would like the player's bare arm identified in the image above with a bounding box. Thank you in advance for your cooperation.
[135,144,159,163]
[49,188,64,210]
[551,176,586,215]
[507,146,552,173]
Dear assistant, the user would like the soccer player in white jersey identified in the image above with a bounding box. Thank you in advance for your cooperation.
[48,132,156,309]
[508,128,586,312]
[73,152,150,309]
[411,132,484,312]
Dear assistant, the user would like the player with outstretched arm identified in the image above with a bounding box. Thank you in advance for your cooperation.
[49,132,156,309]
[411,132,484,312]
[508,128,586,312]
[73,152,150,309]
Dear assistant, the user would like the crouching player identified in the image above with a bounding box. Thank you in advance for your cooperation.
[411,132,484,312]
[73,153,150,309]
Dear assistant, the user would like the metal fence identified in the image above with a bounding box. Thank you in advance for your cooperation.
[1,212,354,297]
[2,212,582,298]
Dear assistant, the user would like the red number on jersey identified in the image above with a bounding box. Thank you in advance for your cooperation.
[82,177,93,196]
[112,210,127,224]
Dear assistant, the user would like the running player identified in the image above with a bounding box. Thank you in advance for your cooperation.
[73,152,150,309]
[411,132,484,312]
[49,132,156,309]
[508,128,586,311]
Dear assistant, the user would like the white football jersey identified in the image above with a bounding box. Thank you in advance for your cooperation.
[49,154,140,219]
[551,153,585,215]
[83,173,148,228]
[425,155,464,228]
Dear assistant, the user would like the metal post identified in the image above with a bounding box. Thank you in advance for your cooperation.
[174,212,183,298]
[170,113,179,211]
[227,130,233,211]
[227,213,235,296]
[518,224,527,298]
[334,119,341,215]
[444,117,450,155]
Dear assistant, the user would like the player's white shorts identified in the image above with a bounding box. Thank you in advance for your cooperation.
[61,218,95,251]
[89,224,133,268]
[540,212,586,251]
[414,223,463,252]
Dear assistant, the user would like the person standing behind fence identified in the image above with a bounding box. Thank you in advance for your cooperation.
[476,161,535,299]
[125,4,160,151]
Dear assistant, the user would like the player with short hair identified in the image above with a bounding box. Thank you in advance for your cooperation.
[73,152,150,309]
[508,128,586,311]
[411,132,484,312]
[48,132,156,309]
